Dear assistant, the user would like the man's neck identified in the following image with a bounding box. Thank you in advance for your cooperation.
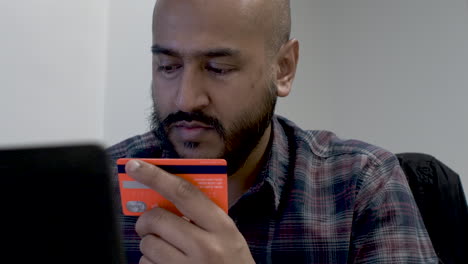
[227,124,272,207]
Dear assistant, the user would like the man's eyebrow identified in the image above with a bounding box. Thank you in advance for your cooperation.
[151,44,240,58]
[151,45,180,57]
[202,48,240,58]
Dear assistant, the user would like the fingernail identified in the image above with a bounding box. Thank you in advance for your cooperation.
[126,160,141,172]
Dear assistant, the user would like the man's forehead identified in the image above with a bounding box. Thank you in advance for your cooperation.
[154,0,262,13]
[153,0,267,33]
[152,0,282,59]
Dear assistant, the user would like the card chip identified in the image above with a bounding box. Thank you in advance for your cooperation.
[126,201,147,213]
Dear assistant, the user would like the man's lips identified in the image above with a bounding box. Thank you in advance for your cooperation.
[170,121,214,140]
[173,121,212,129]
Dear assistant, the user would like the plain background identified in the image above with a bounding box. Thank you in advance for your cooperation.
[1,0,467,192]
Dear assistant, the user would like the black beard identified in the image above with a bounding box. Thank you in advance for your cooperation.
[150,82,277,176]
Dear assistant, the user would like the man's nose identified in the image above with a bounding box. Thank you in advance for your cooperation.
[175,66,209,112]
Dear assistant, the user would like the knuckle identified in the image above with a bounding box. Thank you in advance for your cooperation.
[135,209,166,236]
[217,213,237,231]
[232,237,248,253]
[175,178,197,200]
[134,217,146,237]
[209,242,224,256]
[139,235,162,257]
[139,234,169,263]
[148,208,167,225]
[139,256,148,264]
[146,166,161,186]
[139,235,152,255]
[139,255,153,264]
[196,238,223,261]
[224,216,237,228]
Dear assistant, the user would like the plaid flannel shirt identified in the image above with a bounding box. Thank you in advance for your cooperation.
[107,115,437,263]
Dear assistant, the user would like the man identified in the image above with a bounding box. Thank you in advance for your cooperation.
[107,0,438,263]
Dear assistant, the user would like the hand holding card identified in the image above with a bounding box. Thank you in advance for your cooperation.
[117,158,228,216]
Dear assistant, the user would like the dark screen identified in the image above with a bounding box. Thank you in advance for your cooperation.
[0,144,125,263]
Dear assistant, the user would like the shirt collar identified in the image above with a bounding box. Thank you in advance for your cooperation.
[261,115,292,211]
[237,115,292,213]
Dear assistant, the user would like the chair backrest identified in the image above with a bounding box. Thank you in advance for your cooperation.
[396,153,468,264]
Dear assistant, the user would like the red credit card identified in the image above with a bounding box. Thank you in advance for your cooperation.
[117,158,228,216]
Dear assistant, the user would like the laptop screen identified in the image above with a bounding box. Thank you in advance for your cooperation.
[0,144,125,263]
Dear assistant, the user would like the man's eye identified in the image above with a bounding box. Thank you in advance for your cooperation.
[157,65,182,74]
[206,65,233,75]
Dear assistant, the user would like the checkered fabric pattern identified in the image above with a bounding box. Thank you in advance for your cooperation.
[107,115,438,263]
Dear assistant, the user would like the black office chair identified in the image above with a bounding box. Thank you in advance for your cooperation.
[396,153,468,264]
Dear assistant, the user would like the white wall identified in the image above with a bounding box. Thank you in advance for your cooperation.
[103,0,155,146]
[279,0,468,190]
[0,0,109,147]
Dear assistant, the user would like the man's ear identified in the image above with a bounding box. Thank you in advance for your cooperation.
[274,39,299,97]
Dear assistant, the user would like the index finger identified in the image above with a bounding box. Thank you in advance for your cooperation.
[125,159,231,231]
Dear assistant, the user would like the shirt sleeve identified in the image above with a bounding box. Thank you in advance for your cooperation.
[348,154,439,263]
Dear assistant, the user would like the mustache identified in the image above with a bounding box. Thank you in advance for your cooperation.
[162,111,226,138]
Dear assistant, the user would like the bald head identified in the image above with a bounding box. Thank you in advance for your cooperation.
[153,0,291,57]
[254,0,291,54]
